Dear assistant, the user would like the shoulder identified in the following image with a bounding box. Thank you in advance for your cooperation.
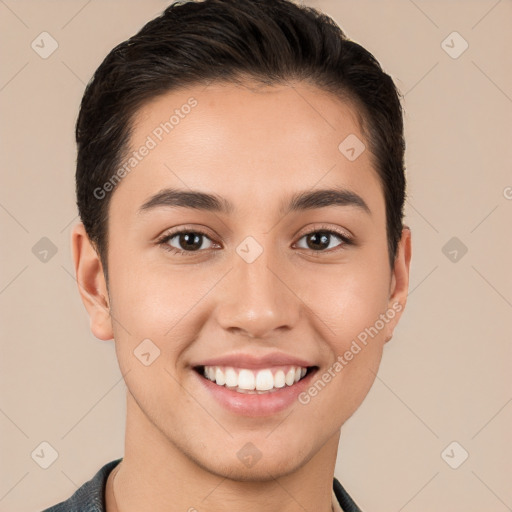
[333,476,363,512]
[40,458,122,512]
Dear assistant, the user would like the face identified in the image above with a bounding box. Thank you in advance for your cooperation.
[74,80,411,481]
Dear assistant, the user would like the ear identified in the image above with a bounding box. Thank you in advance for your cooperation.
[71,222,113,341]
[384,227,412,343]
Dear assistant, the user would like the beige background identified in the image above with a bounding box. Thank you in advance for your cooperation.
[1,1,511,511]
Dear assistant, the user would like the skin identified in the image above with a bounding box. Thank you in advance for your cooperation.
[72,80,411,512]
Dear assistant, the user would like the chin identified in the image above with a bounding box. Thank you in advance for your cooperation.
[212,458,306,483]
[189,441,315,483]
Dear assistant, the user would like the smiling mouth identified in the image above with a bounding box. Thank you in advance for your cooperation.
[194,365,318,394]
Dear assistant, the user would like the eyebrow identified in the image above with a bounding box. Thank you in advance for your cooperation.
[137,186,371,217]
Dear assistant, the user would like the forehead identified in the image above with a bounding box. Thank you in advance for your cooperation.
[109,80,384,220]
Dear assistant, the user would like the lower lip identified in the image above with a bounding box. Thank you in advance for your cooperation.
[194,369,317,417]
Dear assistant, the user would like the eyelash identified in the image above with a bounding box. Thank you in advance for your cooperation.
[156,225,354,256]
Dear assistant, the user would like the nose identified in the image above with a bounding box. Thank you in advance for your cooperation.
[214,242,301,340]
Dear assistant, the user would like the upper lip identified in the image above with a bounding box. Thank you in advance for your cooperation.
[192,352,316,369]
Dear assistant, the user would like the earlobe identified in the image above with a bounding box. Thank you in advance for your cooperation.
[384,227,412,342]
[71,223,114,341]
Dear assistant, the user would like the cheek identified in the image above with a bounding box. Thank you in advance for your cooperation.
[306,261,390,414]
[107,266,204,412]
[305,259,391,346]
[298,271,389,424]
[107,255,215,362]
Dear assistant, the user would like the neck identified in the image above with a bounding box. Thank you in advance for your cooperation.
[106,390,340,512]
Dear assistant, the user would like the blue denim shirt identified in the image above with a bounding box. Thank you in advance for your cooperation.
[41,458,362,512]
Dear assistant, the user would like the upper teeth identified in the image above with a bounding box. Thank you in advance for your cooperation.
[203,366,307,393]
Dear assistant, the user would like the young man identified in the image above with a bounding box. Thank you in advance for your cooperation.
[44,0,411,510]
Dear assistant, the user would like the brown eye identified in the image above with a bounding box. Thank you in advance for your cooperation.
[158,230,215,255]
[157,226,353,257]
[295,229,352,252]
